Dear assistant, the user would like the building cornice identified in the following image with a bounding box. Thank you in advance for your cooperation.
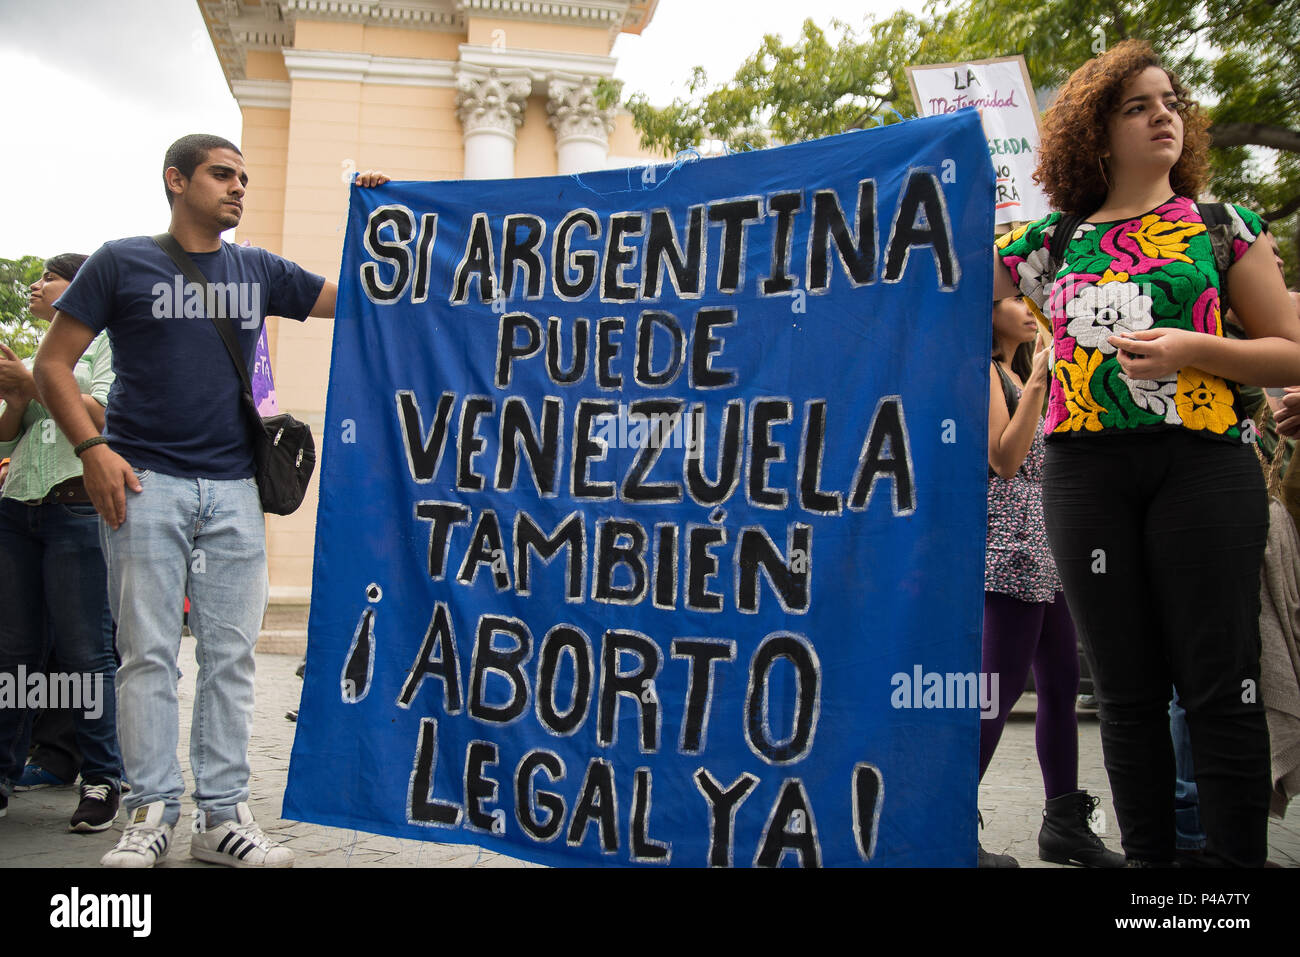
[455,0,622,28]
[198,0,295,83]
[231,78,293,109]
[282,48,458,86]
[457,43,614,86]
[199,0,655,90]
[281,0,462,29]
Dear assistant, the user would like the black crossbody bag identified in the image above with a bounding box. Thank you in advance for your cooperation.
[151,233,316,515]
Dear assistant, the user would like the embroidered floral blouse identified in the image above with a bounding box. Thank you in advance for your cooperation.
[995,197,1264,442]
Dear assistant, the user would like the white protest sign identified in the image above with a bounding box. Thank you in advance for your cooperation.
[906,56,1049,225]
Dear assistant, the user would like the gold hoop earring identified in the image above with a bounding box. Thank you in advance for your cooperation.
[1097,155,1111,190]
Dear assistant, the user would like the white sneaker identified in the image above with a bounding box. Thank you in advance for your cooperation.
[190,802,294,868]
[100,801,174,868]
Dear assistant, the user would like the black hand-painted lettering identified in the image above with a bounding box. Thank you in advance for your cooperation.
[515,749,566,842]
[468,616,532,724]
[708,198,762,293]
[622,399,685,503]
[464,740,501,832]
[496,396,561,495]
[883,170,958,289]
[761,192,802,295]
[398,602,464,712]
[457,397,494,491]
[452,212,497,304]
[396,390,456,482]
[689,309,737,389]
[685,400,744,504]
[808,180,876,292]
[415,501,471,578]
[514,510,585,601]
[754,779,821,867]
[745,632,820,764]
[693,769,758,867]
[737,524,810,613]
[671,638,736,753]
[601,213,644,301]
[643,206,703,298]
[501,214,545,300]
[595,317,624,390]
[535,625,594,735]
[634,311,686,387]
[496,313,542,389]
[597,629,661,751]
[408,718,461,826]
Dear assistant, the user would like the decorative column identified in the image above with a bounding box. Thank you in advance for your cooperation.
[456,68,532,180]
[547,74,616,175]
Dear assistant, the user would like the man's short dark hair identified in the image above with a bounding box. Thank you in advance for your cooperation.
[163,134,242,206]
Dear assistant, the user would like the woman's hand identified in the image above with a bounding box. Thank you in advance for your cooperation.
[0,343,37,403]
[1028,331,1052,391]
[1107,327,1203,380]
[1274,387,1300,439]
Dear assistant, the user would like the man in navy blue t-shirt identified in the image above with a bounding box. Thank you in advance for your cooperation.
[34,133,387,868]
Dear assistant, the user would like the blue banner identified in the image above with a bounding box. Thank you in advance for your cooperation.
[285,109,994,867]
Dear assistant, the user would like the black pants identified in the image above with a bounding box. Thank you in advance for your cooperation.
[1043,432,1271,867]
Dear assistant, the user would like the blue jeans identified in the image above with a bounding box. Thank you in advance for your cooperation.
[100,470,267,826]
[0,497,122,794]
[1170,689,1207,851]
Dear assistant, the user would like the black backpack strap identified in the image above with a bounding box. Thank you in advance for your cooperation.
[1196,202,1235,316]
[150,233,255,399]
[1048,212,1084,264]
[1029,212,1085,318]
[993,361,1021,418]
[989,362,1022,479]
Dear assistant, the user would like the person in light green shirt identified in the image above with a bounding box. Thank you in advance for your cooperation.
[0,253,123,834]
[0,332,113,500]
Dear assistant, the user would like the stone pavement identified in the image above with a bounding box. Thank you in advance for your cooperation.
[2,638,1297,867]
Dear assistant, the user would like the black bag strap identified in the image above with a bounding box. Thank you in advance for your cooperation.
[993,360,1021,418]
[1196,202,1235,315]
[150,233,256,403]
[1047,212,1085,267]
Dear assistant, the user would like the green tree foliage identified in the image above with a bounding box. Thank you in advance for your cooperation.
[0,256,47,359]
[625,0,1299,283]
[625,12,965,153]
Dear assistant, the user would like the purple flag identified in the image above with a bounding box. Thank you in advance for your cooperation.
[252,326,278,415]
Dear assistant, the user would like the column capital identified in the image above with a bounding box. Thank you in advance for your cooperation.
[546,73,616,145]
[455,67,532,137]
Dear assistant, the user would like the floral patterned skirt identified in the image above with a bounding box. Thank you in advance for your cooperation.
[985,468,1061,604]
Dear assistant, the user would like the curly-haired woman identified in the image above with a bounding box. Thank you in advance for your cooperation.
[994,40,1300,866]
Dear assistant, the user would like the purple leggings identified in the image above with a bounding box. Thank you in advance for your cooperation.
[978,590,1080,799]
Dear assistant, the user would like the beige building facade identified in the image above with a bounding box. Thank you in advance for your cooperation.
[198,0,661,634]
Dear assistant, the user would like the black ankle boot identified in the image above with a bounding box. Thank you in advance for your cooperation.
[977,843,1019,868]
[1038,791,1125,867]
[977,810,1019,868]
